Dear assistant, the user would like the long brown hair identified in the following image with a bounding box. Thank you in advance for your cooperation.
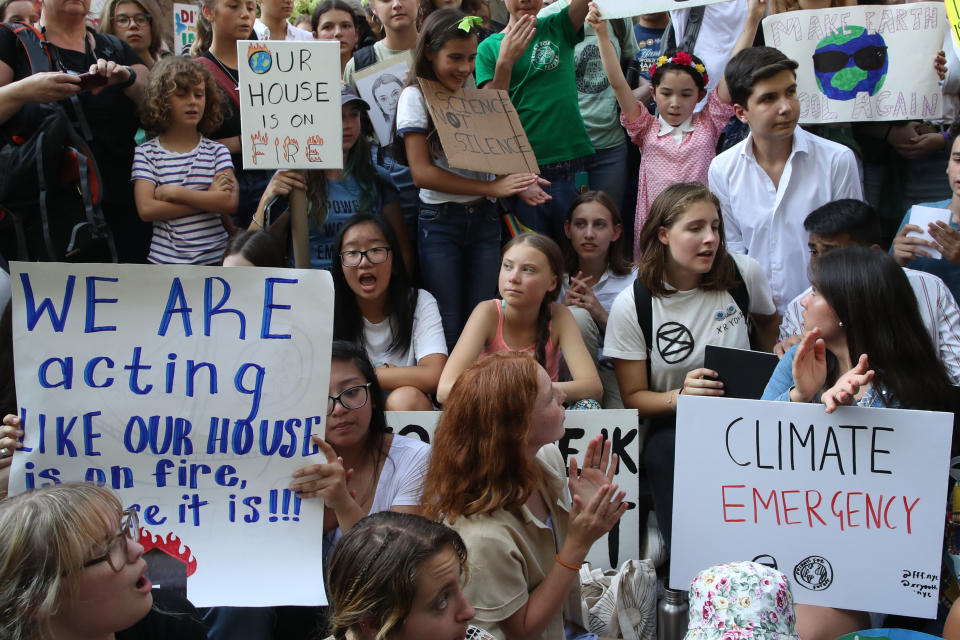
[563,190,633,277]
[421,353,542,522]
[637,182,735,297]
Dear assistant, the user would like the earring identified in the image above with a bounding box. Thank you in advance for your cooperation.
[838,321,844,327]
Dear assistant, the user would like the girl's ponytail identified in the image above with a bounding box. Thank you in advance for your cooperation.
[190,9,212,57]
[533,299,551,368]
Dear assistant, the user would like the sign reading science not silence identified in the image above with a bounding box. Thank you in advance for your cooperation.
[238,40,342,169]
[671,396,953,618]
[762,3,946,124]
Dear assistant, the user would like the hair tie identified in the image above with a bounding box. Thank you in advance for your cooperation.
[455,15,482,32]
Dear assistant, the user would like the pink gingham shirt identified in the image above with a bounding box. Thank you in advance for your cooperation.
[621,87,733,260]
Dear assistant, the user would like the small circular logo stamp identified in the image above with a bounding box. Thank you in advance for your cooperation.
[794,555,833,591]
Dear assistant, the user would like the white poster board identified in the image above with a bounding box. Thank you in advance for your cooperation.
[9,262,333,608]
[238,40,343,169]
[762,4,947,124]
[908,205,952,260]
[671,395,953,618]
[174,2,199,53]
[595,0,731,21]
[386,409,641,570]
[354,53,412,146]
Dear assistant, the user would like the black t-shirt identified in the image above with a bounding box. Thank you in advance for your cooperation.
[0,28,142,207]
[200,50,246,171]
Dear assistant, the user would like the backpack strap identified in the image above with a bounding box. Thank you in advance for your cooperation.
[353,44,377,72]
[728,258,750,320]
[632,278,654,382]
[0,22,53,76]
[658,5,705,57]
[196,55,240,108]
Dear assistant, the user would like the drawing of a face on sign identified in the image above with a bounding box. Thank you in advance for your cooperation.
[372,73,403,123]
[812,26,887,100]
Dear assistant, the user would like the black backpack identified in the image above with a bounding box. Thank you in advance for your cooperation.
[0,22,117,262]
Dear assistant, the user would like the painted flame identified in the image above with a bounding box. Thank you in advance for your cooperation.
[139,528,198,577]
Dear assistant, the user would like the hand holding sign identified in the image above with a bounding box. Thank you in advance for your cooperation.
[518,176,551,205]
[290,436,352,505]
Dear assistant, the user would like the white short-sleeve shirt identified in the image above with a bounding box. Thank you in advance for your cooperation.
[603,253,776,392]
[363,289,448,367]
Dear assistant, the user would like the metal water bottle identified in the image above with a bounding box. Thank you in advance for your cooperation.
[658,588,688,640]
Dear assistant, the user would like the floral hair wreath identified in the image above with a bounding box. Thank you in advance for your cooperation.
[649,50,708,85]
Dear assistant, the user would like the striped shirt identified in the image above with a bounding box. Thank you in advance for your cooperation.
[779,267,960,384]
[132,137,233,265]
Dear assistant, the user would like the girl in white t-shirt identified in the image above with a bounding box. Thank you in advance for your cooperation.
[332,213,447,410]
[603,181,778,555]
[561,190,638,408]
[394,8,549,350]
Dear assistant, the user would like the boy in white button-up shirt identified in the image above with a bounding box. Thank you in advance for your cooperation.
[708,46,862,313]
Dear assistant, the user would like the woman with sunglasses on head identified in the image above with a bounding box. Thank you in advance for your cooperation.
[0,482,207,640]
[290,340,431,555]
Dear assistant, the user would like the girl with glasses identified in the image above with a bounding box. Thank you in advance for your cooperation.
[290,340,431,554]
[330,213,447,411]
[98,0,164,69]
[0,482,206,640]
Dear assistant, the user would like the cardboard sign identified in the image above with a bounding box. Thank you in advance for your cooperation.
[238,40,342,169]
[762,4,947,124]
[671,395,953,618]
[354,53,412,145]
[385,409,640,570]
[417,78,540,175]
[174,2,198,52]
[595,0,731,20]
[8,262,334,608]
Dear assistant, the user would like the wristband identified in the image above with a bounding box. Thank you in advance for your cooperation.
[117,65,136,90]
[555,555,581,571]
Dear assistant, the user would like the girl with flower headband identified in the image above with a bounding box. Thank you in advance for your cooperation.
[587,0,765,259]
[394,7,551,350]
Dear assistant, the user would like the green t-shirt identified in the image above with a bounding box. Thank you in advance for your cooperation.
[539,1,639,151]
[476,7,594,165]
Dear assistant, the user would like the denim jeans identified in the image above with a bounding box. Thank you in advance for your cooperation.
[510,159,585,248]
[418,199,501,351]
[582,142,628,216]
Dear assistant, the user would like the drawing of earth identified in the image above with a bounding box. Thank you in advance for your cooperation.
[812,26,887,101]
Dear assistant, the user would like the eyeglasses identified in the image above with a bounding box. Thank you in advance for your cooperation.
[812,46,887,74]
[82,508,140,572]
[328,382,372,415]
[340,246,391,267]
[115,13,151,26]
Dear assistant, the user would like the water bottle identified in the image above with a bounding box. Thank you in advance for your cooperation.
[658,588,688,640]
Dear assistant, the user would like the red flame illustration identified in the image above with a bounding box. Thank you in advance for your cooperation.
[307,135,324,145]
[139,528,199,577]
[251,130,269,144]
[247,41,271,56]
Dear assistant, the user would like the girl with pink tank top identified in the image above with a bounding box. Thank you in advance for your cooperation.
[436,233,602,407]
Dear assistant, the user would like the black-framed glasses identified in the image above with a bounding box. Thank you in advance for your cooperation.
[340,246,391,268]
[328,383,373,415]
[115,13,151,26]
[812,46,887,74]
[82,508,139,572]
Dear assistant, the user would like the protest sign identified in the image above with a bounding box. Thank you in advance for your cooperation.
[595,0,730,21]
[9,262,333,608]
[947,0,960,53]
[355,53,412,146]
[762,3,947,124]
[174,3,199,52]
[417,78,540,175]
[908,205,952,260]
[238,40,342,169]
[671,395,953,618]
[385,409,640,570]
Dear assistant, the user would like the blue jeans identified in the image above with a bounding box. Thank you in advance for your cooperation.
[510,159,585,247]
[419,199,501,351]
[583,142,628,216]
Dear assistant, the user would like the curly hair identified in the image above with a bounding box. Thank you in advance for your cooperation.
[421,353,543,523]
[140,56,223,135]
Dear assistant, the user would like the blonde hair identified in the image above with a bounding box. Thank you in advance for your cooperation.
[327,511,468,640]
[0,483,123,640]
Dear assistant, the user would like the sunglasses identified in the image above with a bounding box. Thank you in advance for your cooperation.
[812,45,887,74]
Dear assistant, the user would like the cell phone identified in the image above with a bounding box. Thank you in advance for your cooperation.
[77,72,108,92]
